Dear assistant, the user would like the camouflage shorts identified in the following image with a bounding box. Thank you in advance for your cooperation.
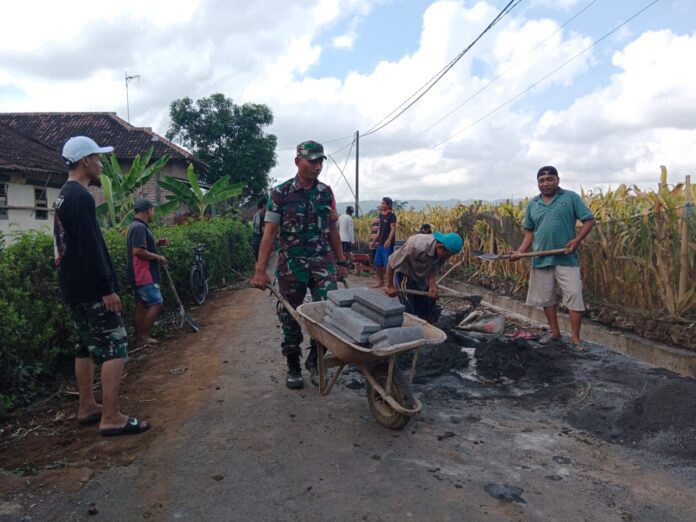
[277,271,337,356]
[70,301,128,364]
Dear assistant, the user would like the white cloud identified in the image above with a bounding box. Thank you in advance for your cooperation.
[333,34,356,49]
[0,0,693,204]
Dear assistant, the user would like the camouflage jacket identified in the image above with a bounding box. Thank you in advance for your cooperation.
[265,176,338,279]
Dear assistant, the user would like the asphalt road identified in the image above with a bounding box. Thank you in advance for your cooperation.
[4,282,696,522]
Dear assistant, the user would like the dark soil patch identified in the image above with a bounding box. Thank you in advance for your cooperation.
[397,341,470,384]
[615,380,696,457]
[474,337,571,384]
[569,370,696,458]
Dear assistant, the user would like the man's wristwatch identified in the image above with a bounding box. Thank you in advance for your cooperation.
[336,260,349,267]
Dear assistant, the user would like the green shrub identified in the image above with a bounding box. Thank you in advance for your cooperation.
[0,218,253,408]
[0,231,75,403]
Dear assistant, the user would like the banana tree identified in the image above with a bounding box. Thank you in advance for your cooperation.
[157,163,245,219]
[97,146,170,227]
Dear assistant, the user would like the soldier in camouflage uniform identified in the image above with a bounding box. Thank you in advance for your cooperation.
[251,140,348,389]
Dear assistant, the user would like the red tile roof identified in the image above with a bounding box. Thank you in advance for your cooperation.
[0,123,66,175]
[0,112,207,174]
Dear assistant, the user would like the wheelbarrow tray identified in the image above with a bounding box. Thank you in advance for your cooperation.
[296,301,446,363]
[296,300,446,427]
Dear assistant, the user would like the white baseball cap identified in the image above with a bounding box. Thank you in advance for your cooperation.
[61,136,114,164]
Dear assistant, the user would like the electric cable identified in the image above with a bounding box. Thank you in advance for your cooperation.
[386,0,659,169]
[360,0,523,138]
[408,0,599,143]
[327,153,357,200]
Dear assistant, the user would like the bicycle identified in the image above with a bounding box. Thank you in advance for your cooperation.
[189,244,209,305]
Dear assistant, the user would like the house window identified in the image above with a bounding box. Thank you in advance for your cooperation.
[0,184,7,219]
[34,188,48,220]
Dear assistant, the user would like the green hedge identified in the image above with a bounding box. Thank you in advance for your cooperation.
[0,218,253,414]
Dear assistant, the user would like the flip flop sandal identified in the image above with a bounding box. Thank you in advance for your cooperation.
[100,417,151,437]
[77,412,102,425]
[538,334,565,346]
[568,342,590,352]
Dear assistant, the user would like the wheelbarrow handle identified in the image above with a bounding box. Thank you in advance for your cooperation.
[265,284,304,325]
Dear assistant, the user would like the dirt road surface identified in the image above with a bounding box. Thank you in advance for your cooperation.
[2,279,696,521]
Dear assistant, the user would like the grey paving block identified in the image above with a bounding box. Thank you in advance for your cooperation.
[353,288,405,316]
[330,306,381,343]
[369,326,425,348]
[323,316,371,344]
[324,301,336,317]
[352,302,403,328]
[327,288,361,307]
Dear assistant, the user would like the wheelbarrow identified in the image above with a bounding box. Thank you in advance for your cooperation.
[266,285,447,430]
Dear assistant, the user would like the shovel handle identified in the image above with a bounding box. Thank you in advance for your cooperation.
[436,257,465,285]
[266,284,304,325]
[163,265,184,307]
[509,248,567,259]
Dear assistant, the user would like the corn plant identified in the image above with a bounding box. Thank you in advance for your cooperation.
[355,168,694,320]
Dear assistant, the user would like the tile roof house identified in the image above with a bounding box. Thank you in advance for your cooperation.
[0,123,67,234]
[0,112,208,235]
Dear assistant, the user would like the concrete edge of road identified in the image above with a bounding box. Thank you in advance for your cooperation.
[453,281,696,379]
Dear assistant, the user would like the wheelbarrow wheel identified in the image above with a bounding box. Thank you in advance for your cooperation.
[366,363,415,431]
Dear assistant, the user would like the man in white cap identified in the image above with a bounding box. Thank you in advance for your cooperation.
[54,136,150,436]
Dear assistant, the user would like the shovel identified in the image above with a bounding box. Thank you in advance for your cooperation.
[163,265,200,333]
[472,248,567,261]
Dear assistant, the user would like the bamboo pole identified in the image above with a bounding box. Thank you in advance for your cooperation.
[678,175,692,304]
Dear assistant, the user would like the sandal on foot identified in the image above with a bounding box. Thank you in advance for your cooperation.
[568,341,590,352]
[77,412,102,425]
[538,334,564,346]
[100,417,150,437]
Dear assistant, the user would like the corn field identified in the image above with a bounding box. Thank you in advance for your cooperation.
[354,168,695,320]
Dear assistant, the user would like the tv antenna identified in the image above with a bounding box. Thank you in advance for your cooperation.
[125,71,140,123]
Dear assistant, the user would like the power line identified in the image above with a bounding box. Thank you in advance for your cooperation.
[360,0,523,139]
[327,153,357,200]
[325,137,355,189]
[407,0,599,143]
[276,133,355,153]
[361,0,522,137]
[387,0,659,169]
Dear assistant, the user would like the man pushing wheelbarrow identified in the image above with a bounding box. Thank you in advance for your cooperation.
[250,140,348,389]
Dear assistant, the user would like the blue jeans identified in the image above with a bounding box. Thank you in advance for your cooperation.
[136,283,164,306]
[373,245,394,267]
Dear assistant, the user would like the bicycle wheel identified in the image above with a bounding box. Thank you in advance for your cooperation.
[189,264,208,304]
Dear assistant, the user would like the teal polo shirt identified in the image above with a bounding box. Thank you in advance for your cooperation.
[523,188,594,268]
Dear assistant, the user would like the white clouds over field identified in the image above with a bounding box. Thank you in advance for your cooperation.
[0,0,693,202]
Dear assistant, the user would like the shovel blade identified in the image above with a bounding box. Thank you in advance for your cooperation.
[472,250,500,261]
[184,314,200,333]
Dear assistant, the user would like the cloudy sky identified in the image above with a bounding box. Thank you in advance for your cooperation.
[1,0,694,204]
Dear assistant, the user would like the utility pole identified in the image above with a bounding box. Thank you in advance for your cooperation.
[124,71,140,123]
[355,130,359,217]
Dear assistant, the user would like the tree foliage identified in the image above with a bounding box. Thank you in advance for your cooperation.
[166,93,277,200]
[157,164,245,219]
[98,146,170,228]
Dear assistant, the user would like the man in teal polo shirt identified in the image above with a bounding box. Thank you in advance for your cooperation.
[512,166,594,349]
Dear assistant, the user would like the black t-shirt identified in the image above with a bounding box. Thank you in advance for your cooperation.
[53,181,119,304]
[378,211,397,244]
[127,218,160,286]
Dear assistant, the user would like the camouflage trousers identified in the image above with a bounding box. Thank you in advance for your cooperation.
[70,301,128,364]
[277,264,337,357]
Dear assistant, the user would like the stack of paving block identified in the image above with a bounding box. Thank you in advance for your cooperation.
[324,287,425,348]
